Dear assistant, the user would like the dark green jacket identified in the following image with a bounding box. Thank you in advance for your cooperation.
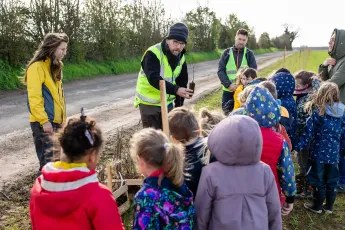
[319,29,345,103]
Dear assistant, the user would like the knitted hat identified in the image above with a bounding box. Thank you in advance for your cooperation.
[167,22,189,44]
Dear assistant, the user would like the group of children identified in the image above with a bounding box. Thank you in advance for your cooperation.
[28,67,345,229]
[228,67,345,214]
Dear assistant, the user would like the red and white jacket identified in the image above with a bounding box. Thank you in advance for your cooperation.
[30,162,124,230]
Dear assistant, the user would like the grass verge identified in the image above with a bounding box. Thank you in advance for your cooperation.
[0,48,280,91]
[194,50,329,111]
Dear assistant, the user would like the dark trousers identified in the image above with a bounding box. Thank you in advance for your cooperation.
[222,91,234,116]
[30,122,61,172]
[308,160,339,209]
[139,104,173,130]
[308,160,339,191]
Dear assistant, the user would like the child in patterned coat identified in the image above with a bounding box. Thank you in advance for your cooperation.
[295,82,345,214]
[244,86,297,213]
[293,70,320,198]
[269,71,297,148]
[130,128,194,229]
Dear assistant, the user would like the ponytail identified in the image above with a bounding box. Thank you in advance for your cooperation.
[163,143,184,187]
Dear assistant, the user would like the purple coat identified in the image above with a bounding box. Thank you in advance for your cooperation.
[195,115,282,230]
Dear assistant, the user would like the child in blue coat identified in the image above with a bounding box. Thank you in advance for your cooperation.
[269,71,297,148]
[295,82,345,214]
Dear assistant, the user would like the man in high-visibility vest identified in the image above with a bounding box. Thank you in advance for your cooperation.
[217,29,257,115]
[134,22,193,129]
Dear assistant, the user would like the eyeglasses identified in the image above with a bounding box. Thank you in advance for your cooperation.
[173,40,186,47]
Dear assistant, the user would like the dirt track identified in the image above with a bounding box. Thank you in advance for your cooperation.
[0,52,290,191]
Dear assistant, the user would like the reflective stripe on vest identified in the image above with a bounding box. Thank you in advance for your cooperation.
[135,92,160,104]
[223,47,248,92]
[139,69,174,83]
[134,43,185,107]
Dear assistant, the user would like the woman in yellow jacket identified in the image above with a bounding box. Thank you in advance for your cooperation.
[24,33,68,174]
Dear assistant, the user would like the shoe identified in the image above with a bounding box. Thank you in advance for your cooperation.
[322,205,333,214]
[304,203,322,214]
[324,190,337,213]
[304,189,325,214]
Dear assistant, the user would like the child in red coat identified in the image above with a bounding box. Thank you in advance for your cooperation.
[29,110,124,230]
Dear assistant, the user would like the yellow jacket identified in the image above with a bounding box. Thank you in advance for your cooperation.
[233,84,244,110]
[26,58,66,125]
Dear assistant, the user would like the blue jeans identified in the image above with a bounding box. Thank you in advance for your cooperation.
[339,153,345,186]
[308,160,339,192]
[222,91,234,116]
[30,122,61,172]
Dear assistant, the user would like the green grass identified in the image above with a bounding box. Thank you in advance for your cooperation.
[194,50,329,112]
[0,48,280,91]
[259,50,328,78]
[193,50,345,229]
[0,61,24,91]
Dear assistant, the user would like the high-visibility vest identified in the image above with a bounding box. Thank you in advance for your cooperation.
[223,47,248,92]
[134,43,185,107]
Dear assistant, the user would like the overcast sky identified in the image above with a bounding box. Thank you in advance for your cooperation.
[161,0,344,47]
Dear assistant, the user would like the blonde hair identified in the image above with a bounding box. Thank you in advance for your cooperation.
[235,66,249,85]
[238,85,256,104]
[305,82,340,116]
[24,33,69,83]
[199,108,225,137]
[130,128,184,187]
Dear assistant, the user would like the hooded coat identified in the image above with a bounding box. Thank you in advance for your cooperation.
[295,102,345,164]
[195,115,282,230]
[319,29,345,104]
[269,72,297,147]
[29,162,124,230]
[245,87,296,204]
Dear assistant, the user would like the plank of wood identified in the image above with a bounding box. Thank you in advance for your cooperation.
[107,162,112,190]
[112,178,143,186]
[159,80,170,138]
[113,185,128,199]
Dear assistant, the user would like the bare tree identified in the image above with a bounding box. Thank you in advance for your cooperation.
[283,24,299,49]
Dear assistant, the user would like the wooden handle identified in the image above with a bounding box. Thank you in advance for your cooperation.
[159,80,170,138]
[107,162,112,190]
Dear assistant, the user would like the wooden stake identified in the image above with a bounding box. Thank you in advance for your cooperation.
[107,162,112,190]
[284,45,286,67]
[159,80,170,138]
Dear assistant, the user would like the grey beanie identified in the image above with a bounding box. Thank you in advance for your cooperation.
[167,22,189,43]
